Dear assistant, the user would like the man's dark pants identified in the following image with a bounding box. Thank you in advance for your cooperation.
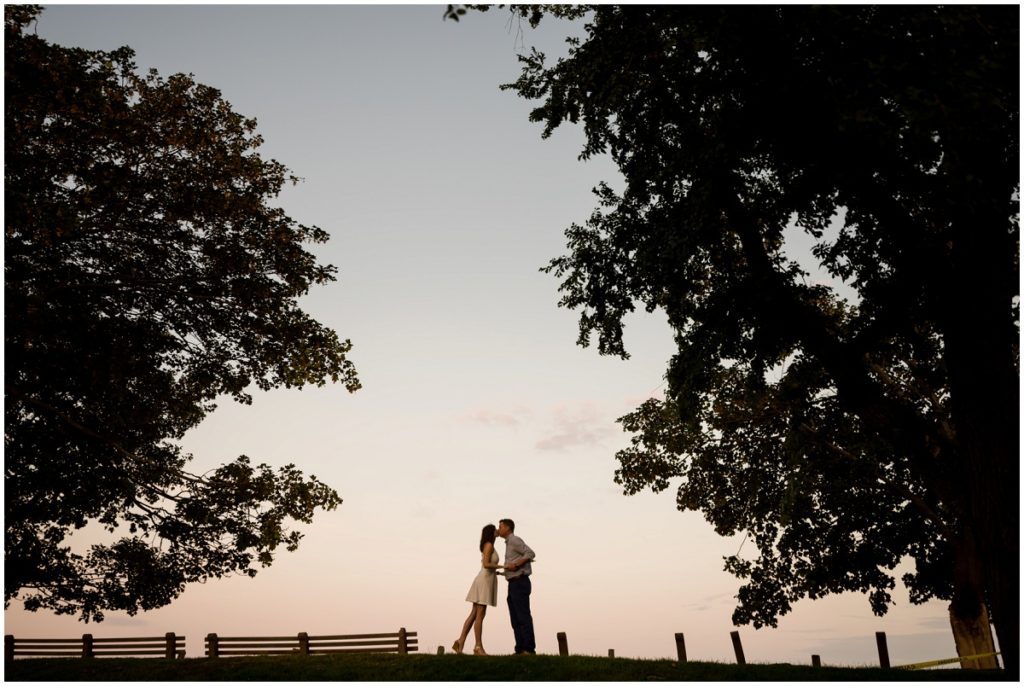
[507,575,536,654]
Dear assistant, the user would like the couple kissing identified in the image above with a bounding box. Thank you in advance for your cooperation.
[452,518,536,656]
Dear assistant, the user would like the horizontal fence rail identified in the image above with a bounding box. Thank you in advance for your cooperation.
[5,633,184,659]
[204,629,418,658]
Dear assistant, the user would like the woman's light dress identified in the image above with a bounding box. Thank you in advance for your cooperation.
[464,548,499,606]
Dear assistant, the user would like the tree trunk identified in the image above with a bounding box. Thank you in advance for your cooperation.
[948,527,999,669]
[970,470,1018,675]
[941,191,1019,676]
[949,605,998,670]
[944,332,1018,676]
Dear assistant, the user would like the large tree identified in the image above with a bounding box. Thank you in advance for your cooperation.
[478,4,1017,671]
[5,6,359,621]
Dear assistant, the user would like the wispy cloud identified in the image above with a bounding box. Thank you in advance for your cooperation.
[459,400,622,452]
[535,402,617,452]
[459,404,533,428]
[680,591,736,613]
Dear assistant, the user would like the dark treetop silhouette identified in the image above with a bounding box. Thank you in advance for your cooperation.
[5,5,359,622]
[451,3,1019,672]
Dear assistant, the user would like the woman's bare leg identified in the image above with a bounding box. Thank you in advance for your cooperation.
[473,604,487,649]
[457,606,476,650]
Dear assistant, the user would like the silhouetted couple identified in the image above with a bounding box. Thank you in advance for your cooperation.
[452,518,536,656]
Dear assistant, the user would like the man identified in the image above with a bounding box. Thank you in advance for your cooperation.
[497,518,536,655]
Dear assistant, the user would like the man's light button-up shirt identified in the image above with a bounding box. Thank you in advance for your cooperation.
[503,534,535,580]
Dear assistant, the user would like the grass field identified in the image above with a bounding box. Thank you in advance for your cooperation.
[3,652,1010,681]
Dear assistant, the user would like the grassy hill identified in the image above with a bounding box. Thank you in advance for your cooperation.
[4,652,1009,681]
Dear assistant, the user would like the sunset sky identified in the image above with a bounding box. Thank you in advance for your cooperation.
[5,3,967,667]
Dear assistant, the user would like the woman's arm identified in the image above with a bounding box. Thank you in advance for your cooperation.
[480,542,504,569]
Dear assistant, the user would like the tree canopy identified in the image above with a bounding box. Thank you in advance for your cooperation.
[5,6,359,621]
[489,4,1018,670]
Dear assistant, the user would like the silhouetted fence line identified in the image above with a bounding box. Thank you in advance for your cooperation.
[549,629,1000,671]
[204,629,417,658]
[5,633,184,659]
[5,630,415,660]
[5,627,1001,670]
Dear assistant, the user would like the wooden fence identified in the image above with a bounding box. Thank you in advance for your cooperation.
[5,633,184,660]
[204,629,418,657]
[6,628,999,670]
[543,629,1001,671]
[5,629,416,660]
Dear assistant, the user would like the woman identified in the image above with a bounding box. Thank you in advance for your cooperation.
[453,523,503,655]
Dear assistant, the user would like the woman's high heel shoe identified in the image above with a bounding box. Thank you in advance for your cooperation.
[452,640,463,655]
[473,645,487,656]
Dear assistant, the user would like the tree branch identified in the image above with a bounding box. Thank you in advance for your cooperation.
[797,421,954,540]
[726,201,955,494]
[5,384,182,503]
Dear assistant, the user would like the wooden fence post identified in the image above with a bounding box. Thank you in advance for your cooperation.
[556,632,568,656]
[437,646,444,655]
[164,632,176,659]
[876,631,890,668]
[730,630,746,665]
[608,649,615,658]
[674,633,687,662]
[82,633,94,659]
[398,627,408,655]
[206,633,219,658]
[5,635,14,661]
[298,632,310,656]
[811,654,821,667]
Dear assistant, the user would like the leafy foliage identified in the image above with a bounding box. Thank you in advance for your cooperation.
[496,1,1018,652]
[5,6,358,620]
[444,4,589,26]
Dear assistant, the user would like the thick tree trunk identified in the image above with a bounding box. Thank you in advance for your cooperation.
[949,606,998,670]
[969,463,1018,674]
[945,351,1018,676]
[942,196,1019,675]
[948,527,999,669]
